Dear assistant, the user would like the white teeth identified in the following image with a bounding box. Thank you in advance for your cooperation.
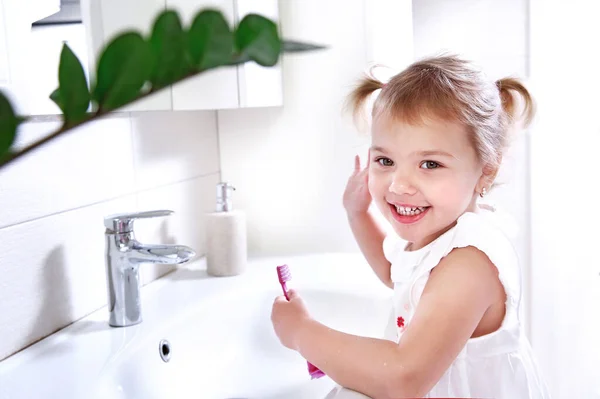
[394,205,427,216]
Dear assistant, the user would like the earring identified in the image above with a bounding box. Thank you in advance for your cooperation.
[480,187,487,198]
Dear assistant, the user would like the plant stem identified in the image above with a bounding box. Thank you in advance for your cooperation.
[0,43,324,170]
[0,68,204,170]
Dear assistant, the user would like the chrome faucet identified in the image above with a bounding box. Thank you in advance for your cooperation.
[103,210,196,327]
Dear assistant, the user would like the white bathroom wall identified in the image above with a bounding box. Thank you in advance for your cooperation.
[217,0,413,256]
[529,1,600,397]
[0,111,220,361]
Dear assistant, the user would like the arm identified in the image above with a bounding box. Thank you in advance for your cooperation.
[293,246,505,398]
[348,210,392,289]
[344,153,392,288]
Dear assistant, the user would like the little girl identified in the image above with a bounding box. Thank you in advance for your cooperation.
[271,54,551,399]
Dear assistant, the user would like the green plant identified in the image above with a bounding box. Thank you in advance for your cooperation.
[0,9,325,170]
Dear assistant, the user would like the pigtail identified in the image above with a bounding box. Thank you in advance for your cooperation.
[496,77,537,129]
[347,75,384,117]
[345,66,386,131]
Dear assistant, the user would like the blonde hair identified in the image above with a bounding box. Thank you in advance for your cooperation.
[347,54,536,169]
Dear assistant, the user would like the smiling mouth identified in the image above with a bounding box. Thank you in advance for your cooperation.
[393,204,430,216]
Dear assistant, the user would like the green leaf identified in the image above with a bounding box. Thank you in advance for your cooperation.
[282,40,328,53]
[93,32,154,110]
[188,9,234,70]
[228,41,327,66]
[58,43,90,123]
[235,14,280,67]
[0,91,20,157]
[50,88,63,111]
[0,150,13,164]
[150,10,188,88]
[227,53,251,67]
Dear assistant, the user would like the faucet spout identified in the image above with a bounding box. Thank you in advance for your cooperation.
[129,243,196,265]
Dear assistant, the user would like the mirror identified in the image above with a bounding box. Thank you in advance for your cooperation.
[1,0,89,116]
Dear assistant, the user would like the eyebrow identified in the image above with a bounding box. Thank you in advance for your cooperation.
[416,150,457,159]
[370,146,457,159]
[370,146,387,153]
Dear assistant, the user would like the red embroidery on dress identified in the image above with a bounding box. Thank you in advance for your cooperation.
[396,316,405,328]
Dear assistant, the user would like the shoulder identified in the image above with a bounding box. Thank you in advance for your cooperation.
[427,207,521,301]
[453,210,516,250]
[429,208,520,267]
[429,245,502,299]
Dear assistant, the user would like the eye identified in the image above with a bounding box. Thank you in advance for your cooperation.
[420,160,441,169]
[375,157,394,167]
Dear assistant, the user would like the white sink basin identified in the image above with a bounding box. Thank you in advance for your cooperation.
[0,253,392,399]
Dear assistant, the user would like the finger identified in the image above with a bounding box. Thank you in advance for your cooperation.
[354,154,361,173]
[365,150,371,170]
[274,295,287,304]
[287,289,300,299]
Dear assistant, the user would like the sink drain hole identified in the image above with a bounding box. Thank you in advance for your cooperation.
[159,339,171,362]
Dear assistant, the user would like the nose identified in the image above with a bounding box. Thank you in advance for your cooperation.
[389,171,418,196]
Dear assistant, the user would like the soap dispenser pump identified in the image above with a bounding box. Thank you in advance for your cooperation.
[205,182,247,276]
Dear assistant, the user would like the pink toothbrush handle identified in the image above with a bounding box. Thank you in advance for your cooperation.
[308,361,326,379]
[277,266,325,379]
[281,282,289,301]
[283,288,324,379]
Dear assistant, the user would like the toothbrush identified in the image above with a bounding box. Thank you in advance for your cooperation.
[276,264,326,380]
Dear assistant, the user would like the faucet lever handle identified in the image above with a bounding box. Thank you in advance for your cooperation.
[104,210,174,233]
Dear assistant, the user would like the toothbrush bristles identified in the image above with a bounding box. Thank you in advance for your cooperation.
[276,264,292,284]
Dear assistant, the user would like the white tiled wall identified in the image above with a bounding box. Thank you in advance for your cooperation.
[130,111,220,191]
[0,116,135,229]
[0,111,220,361]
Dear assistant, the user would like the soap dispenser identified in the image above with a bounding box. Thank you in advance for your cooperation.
[205,182,247,276]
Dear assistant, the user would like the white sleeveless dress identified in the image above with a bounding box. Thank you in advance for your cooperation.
[377,204,551,398]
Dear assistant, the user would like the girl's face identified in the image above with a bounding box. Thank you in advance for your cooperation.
[369,115,492,250]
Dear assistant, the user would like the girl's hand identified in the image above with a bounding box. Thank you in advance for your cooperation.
[343,153,372,217]
[271,289,312,351]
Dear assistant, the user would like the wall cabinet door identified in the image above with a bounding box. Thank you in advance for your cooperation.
[84,0,172,112]
[168,0,239,111]
[235,0,283,108]
[0,0,284,115]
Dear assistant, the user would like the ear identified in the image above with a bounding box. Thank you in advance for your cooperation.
[477,162,500,193]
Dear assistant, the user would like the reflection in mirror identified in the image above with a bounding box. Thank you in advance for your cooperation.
[9,0,89,116]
